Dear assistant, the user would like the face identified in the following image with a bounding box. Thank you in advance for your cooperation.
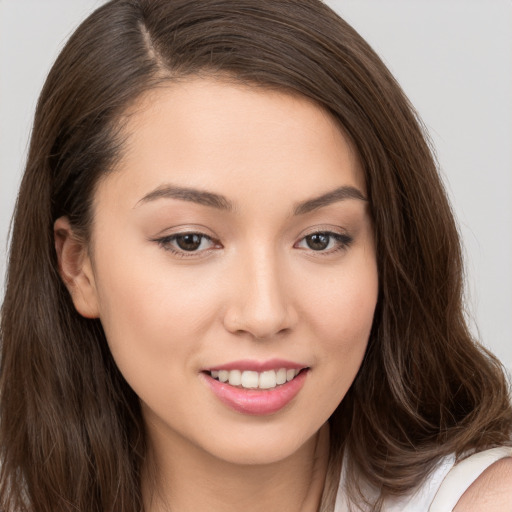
[66,79,378,466]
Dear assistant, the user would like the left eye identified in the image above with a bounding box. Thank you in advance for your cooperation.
[158,233,216,253]
[296,232,352,252]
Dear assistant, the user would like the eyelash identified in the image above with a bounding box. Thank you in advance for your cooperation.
[153,230,353,258]
[153,232,220,258]
[295,231,353,254]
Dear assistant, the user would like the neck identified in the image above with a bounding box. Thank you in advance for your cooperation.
[143,423,330,512]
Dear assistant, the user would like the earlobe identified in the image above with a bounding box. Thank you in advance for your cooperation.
[54,216,100,319]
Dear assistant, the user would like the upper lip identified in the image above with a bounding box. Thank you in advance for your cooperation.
[203,358,308,372]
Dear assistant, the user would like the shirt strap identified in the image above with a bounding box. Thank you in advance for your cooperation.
[428,446,512,512]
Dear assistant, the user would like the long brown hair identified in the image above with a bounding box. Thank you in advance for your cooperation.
[1,1,511,511]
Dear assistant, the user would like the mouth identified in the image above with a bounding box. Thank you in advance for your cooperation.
[201,362,310,415]
[206,367,306,390]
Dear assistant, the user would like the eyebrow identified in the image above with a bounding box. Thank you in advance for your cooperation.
[135,183,366,213]
[135,184,234,211]
[293,185,367,215]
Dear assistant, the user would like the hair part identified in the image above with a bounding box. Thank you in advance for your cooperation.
[1,1,511,511]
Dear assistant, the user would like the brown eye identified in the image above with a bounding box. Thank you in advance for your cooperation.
[295,230,354,254]
[154,232,218,255]
[305,233,331,251]
[175,233,203,251]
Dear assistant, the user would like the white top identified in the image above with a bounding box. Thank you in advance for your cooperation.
[334,446,512,512]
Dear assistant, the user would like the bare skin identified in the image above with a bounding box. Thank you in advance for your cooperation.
[56,79,377,512]
[454,457,512,512]
[143,422,330,512]
[54,78,511,511]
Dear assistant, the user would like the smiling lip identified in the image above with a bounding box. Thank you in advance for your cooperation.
[201,359,309,415]
[204,358,307,372]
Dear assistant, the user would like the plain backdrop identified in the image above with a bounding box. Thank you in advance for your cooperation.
[1,0,511,371]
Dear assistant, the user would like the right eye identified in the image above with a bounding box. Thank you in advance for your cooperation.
[154,232,219,256]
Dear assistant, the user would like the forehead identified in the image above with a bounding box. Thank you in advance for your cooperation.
[100,77,366,209]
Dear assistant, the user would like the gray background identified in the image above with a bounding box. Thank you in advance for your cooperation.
[1,0,511,371]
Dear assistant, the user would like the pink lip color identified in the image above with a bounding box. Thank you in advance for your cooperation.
[205,358,306,372]
[202,369,308,416]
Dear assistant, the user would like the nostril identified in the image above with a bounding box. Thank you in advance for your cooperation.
[223,312,297,341]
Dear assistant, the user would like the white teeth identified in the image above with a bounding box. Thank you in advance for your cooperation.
[228,369,242,386]
[259,370,277,389]
[210,367,304,389]
[241,371,259,389]
[276,368,287,385]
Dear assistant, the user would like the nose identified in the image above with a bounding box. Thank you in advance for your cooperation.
[222,248,298,340]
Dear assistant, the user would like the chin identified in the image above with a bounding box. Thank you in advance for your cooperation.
[197,425,319,467]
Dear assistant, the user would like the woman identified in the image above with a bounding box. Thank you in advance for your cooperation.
[1,1,511,511]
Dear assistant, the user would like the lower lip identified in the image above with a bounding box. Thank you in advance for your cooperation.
[202,370,308,415]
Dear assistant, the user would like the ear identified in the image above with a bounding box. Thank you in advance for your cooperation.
[54,216,100,318]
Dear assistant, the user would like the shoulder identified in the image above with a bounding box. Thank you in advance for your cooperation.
[454,456,512,512]
[335,448,512,512]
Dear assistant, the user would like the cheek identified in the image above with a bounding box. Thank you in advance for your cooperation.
[90,241,221,377]
[300,253,378,385]
[305,258,378,341]
[323,280,376,341]
[94,229,216,319]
